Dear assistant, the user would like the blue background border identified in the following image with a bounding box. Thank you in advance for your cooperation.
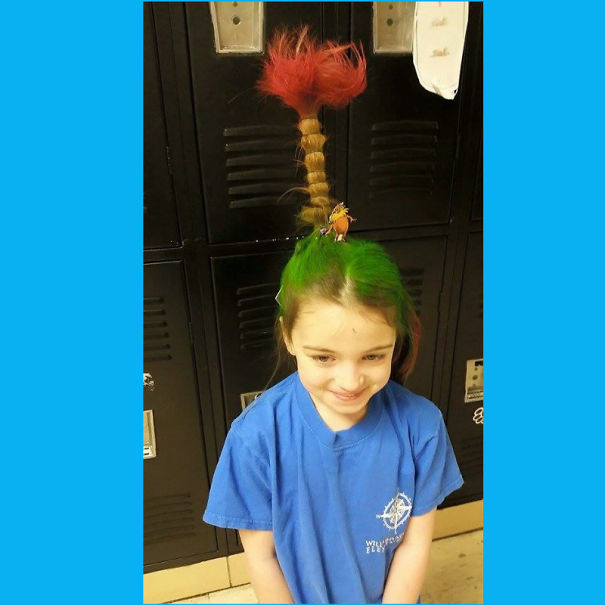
[485,0,605,602]
[2,1,604,603]
[2,1,141,603]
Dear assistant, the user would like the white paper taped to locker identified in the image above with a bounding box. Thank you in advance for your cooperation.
[413,2,469,100]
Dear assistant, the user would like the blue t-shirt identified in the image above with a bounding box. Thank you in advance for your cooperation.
[203,372,463,604]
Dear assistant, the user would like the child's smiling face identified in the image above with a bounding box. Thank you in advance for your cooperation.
[282,299,397,431]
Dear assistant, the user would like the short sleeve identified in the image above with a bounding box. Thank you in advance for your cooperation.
[203,426,272,530]
[411,413,463,516]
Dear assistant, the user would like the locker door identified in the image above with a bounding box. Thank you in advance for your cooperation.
[144,261,218,567]
[144,3,181,249]
[211,250,293,427]
[348,2,464,230]
[186,2,334,244]
[443,232,483,506]
[380,236,448,402]
[211,249,294,556]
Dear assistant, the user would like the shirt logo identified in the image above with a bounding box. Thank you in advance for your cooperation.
[376,490,412,533]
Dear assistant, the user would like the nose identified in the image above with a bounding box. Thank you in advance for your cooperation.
[334,363,365,393]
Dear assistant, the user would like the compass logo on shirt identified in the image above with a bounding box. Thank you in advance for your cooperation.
[375,490,412,533]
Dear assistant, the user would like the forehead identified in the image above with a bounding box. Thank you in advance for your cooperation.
[292,300,395,351]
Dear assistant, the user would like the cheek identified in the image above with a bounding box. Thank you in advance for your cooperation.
[371,370,387,384]
[296,359,330,386]
[370,362,393,386]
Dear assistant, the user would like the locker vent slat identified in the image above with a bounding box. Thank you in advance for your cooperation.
[236,282,279,352]
[400,268,425,317]
[144,494,196,545]
[144,297,172,362]
[224,124,305,210]
[371,120,440,132]
[370,120,439,199]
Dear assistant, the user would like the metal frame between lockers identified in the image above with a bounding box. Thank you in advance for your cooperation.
[144,1,483,573]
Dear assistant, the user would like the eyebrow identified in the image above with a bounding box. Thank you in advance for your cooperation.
[302,344,394,354]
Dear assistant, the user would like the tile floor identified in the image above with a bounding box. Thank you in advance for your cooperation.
[170,529,483,604]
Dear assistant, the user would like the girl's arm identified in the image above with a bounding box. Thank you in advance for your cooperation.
[239,529,295,604]
[381,508,437,604]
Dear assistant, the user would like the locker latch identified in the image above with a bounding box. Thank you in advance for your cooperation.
[464,358,483,403]
[144,410,157,459]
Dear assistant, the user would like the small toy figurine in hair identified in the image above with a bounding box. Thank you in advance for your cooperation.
[257,27,366,238]
[319,202,357,241]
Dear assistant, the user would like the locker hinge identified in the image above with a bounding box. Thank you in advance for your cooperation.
[188,321,194,346]
[166,146,173,175]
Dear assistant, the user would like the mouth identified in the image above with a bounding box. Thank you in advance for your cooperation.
[330,388,365,401]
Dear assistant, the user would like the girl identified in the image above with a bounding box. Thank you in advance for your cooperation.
[203,29,463,604]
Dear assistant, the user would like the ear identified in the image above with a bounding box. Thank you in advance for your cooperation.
[279,317,295,355]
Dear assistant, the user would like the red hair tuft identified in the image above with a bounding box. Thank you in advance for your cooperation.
[315,41,366,109]
[258,27,366,117]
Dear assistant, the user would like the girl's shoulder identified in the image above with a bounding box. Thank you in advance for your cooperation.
[382,379,445,439]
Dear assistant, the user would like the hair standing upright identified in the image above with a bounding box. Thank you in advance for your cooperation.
[258,27,421,387]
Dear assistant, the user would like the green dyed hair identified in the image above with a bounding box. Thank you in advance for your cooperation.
[270,227,421,387]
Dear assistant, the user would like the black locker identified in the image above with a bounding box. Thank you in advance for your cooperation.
[144,3,181,249]
[348,2,462,230]
[211,250,293,426]
[380,236,447,401]
[144,261,219,566]
[186,2,344,244]
[443,232,483,505]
